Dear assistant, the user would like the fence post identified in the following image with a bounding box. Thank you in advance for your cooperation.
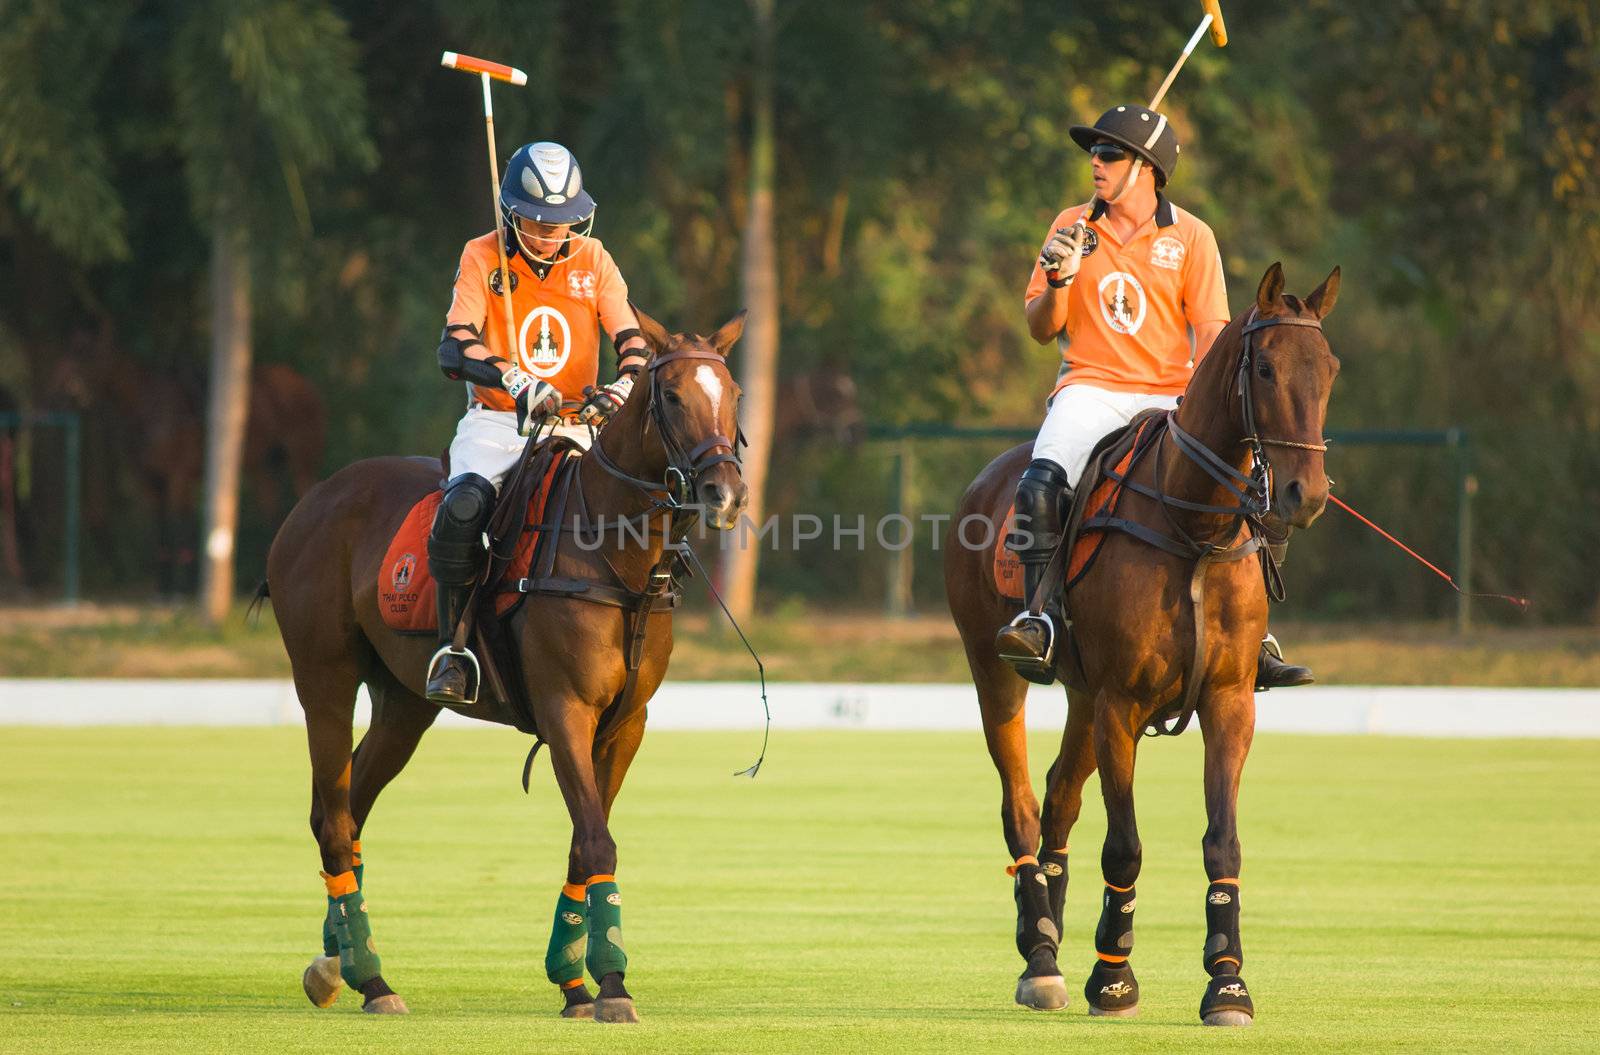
[1452,429,1474,634]
[887,438,915,618]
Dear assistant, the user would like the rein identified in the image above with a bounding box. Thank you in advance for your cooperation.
[1080,307,1331,737]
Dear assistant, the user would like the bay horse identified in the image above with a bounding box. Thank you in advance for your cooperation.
[945,263,1340,1025]
[264,308,748,1022]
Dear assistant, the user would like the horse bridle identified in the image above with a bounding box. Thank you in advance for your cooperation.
[585,345,743,513]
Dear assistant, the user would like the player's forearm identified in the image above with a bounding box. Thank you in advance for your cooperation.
[1026,289,1070,345]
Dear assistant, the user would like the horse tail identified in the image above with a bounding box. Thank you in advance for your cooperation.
[246,580,270,625]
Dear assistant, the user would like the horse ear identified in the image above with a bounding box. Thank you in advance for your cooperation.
[710,309,748,357]
[1305,266,1341,319]
[1256,262,1286,314]
[629,302,672,354]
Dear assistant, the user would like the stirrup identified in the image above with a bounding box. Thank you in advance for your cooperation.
[425,644,481,706]
[997,611,1060,685]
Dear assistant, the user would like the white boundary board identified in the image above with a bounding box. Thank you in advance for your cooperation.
[1,680,1597,738]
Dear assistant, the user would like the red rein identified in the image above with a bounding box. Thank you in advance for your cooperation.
[1326,493,1529,611]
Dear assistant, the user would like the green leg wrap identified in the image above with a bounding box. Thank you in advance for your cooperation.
[322,861,364,958]
[327,888,383,988]
[584,880,627,980]
[545,892,588,987]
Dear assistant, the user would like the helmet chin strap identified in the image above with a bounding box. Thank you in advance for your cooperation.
[1107,158,1144,205]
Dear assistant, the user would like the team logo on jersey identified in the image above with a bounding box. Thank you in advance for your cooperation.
[518,305,572,378]
[391,553,416,591]
[1080,227,1099,258]
[567,269,596,299]
[1150,236,1185,271]
[1098,271,1147,335]
[489,267,519,296]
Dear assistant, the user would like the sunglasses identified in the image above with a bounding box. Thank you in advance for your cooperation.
[1090,142,1132,163]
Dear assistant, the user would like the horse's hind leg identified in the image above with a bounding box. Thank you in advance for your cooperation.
[299,656,408,1015]
[965,639,1065,1011]
[1085,693,1144,1019]
[1196,688,1256,1027]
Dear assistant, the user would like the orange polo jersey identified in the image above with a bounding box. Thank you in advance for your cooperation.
[1025,196,1229,396]
[445,231,640,410]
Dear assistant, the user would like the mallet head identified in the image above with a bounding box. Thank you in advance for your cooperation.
[1203,0,1228,47]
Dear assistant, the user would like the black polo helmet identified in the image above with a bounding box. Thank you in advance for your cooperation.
[1069,105,1180,187]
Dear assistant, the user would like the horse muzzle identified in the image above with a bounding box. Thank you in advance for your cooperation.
[696,471,748,531]
[1273,475,1328,528]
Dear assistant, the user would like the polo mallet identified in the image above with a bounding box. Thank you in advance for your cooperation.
[441,51,528,352]
[1077,1,1228,226]
[1149,0,1228,111]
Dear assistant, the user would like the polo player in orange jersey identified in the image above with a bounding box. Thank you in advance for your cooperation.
[994,105,1312,692]
[426,141,648,704]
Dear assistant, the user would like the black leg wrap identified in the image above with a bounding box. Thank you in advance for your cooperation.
[1013,863,1061,963]
[428,473,496,585]
[1094,883,1136,961]
[1200,973,1254,1022]
[1039,849,1069,936]
[1203,882,1243,975]
[1085,959,1140,1014]
[359,975,396,1003]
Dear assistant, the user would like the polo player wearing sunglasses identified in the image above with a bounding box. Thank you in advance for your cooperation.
[995,105,1312,692]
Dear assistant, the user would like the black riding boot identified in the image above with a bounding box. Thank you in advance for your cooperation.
[424,473,496,705]
[995,460,1073,685]
[1256,520,1314,690]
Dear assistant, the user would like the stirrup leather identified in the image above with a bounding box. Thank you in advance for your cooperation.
[425,643,482,705]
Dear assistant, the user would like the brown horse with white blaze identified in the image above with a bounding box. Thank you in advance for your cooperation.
[265,308,748,1022]
[945,263,1340,1025]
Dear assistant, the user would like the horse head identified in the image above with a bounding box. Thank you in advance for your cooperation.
[1238,262,1341,528]
[631,306,751,530]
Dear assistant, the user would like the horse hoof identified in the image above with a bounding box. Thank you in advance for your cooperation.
[560,1001,596,1020]
[1088,1003,1139,1018]
[1014,975,1069,1011]
[362,994,409,1015]
[301,955,344,1008]
[1202,1009,1253,1028]
[594,997,640,1023]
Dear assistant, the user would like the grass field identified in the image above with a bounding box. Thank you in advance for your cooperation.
[5,602,1600,685]
[2,726,1598,1054]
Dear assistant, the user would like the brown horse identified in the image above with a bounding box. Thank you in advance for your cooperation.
[265,308,748,1022]
[945,263,1340,1025]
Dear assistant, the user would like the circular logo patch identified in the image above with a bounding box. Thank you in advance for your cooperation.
[391,553,416,591]
[1080,227,1099,258]
[518,306,572,378]
[488,267,518,296]
[1098,271,1147,335]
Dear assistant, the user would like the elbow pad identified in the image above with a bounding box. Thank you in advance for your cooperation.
[437,337,506,388]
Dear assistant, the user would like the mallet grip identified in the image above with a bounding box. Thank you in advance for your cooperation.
[1203,0,1228,47]
[441,51,528,86]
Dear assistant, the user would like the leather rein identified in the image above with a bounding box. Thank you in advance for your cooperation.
[1089,308,1330,737]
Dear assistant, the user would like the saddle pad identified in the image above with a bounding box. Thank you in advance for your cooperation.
[991,419,1153,602]
[379,453,573,632]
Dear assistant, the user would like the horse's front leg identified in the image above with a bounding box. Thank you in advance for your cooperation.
[1197,686,1257,1027]
[543,702,638,1024]
[1086,695,1143,1018]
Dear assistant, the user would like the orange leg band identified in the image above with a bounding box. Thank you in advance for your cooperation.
[321,870,358,898]
[1005,854,1039,877]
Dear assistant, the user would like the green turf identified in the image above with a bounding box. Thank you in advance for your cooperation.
[2,726,1597,1053]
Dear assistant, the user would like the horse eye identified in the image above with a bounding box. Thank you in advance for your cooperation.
[1256,362,1274,381]
[663,389,682,405]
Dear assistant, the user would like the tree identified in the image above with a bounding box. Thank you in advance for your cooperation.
[170,0,374,624]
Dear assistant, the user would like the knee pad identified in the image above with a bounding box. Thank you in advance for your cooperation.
[1010,459,1072,554]
[428,474,496,584]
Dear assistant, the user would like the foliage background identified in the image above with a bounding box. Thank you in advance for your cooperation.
[1,0,1595,622]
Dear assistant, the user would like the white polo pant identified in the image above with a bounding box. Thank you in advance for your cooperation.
[446,407,593,490]
[1033,383,1178,488]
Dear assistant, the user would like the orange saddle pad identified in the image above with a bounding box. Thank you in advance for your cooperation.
[991,432,1146,602]
[378,455,571,633]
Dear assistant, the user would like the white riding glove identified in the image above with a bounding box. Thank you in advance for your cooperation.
[503,366,561,436]
[1039,223,1086,287]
